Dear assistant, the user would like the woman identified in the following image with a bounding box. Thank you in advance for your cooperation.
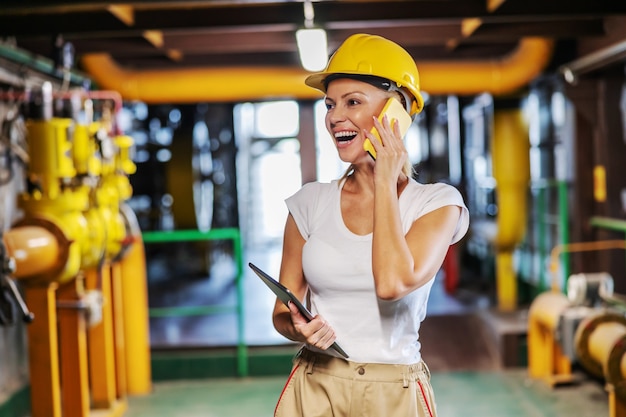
[272,33,469,417]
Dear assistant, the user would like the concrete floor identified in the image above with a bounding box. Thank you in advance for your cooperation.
[133,242,611,417]
[125,370,609,417]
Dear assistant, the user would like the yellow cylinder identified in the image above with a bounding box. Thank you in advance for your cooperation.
[588,322,626,366]
[25,118,76,200]
[3,226,62,278]
[575,313,626,379]
[118,205,152,395]
[72,123,101,176]
[17,193,90,283]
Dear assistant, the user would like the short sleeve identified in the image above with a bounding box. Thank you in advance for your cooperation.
[402,182,469,245]
[285,181,322,241]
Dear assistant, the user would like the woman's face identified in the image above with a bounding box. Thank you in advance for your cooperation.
[324,78,389,163]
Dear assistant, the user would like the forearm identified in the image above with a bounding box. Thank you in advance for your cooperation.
[272,308,304,343]
[372,181,416,300]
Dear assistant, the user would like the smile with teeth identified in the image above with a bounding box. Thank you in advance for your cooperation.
[334,130,358,142]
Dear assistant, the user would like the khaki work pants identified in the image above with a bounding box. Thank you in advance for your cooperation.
[274,349,437,417]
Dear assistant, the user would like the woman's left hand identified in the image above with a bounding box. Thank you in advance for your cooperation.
[364,114,407,182]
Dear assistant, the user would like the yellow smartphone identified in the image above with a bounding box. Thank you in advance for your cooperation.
[364,97,413,160]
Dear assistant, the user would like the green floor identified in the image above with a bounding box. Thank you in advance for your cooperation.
[125,369,609,417]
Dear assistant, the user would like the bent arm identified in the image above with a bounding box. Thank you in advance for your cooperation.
[372,192,462,300]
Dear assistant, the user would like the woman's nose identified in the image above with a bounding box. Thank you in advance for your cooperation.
[328,106,346,124]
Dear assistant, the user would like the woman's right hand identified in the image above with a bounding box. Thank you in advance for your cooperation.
[287,301,337,351]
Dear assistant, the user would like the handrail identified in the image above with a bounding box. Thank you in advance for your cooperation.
[590,217,626,234]
[141,227,247,376]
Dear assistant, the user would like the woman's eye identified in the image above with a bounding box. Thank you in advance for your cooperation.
[325,103,334,110]
[348,99,359,106]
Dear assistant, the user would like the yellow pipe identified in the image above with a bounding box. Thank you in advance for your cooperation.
[491,109,530,310]
[495,252,516,311]
[80,37,554,103]
[420,37,554,95]
[492,110,530,250]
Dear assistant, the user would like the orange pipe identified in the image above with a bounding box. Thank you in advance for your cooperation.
[81,37,553,103]
[3,226,61,278]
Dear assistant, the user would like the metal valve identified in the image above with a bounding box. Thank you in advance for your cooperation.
[0,239,35,325]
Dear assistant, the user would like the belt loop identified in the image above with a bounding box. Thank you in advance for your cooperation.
[304,350,316,375]
[403,364,420,388]
[422,361,431,380]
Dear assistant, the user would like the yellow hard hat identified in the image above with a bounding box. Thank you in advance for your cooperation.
[305,33,424,116]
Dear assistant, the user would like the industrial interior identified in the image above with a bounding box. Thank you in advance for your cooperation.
[1,1,626,416]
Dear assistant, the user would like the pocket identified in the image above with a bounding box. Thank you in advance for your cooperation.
[416,372,437,417]
[274,364,301,417]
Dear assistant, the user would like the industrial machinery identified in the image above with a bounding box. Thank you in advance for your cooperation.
[0,84,151,417]
[528,240,626,417]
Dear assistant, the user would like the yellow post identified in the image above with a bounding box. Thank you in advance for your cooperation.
[25,284,62,417]
[86,266,117,408]
[496,252,517,312]
[119,232,153,395]
[110,261,128,398]
[57,279,90,417]
[492,108,530,311]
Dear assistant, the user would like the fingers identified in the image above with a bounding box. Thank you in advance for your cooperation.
[371,114,403,153]
[288,304,336,350]
[307,317,336,350]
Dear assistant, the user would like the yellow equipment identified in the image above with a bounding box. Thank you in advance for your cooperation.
[5,93,150,417]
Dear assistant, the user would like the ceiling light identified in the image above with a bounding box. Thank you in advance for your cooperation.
[296,28,327,72]
[296,0,328,72]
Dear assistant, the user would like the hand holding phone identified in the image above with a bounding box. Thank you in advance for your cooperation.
[364,97,413,160]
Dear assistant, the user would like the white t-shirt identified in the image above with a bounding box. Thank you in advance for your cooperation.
[285,178,469,364]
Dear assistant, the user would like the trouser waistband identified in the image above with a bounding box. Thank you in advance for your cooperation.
[295,348,430,386]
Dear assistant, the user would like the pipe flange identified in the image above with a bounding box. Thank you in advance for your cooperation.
[574,312,626,378]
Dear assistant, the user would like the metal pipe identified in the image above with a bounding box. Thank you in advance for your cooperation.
[0,43,89,86]
[560,39,626,84]
[549,240,626,291]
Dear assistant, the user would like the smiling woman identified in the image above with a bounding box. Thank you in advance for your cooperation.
[270,33,470,417]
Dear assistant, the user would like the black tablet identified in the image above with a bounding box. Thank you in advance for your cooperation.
[248,262,348,358]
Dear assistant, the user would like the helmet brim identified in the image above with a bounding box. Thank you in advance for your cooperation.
[305,71,424,116]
